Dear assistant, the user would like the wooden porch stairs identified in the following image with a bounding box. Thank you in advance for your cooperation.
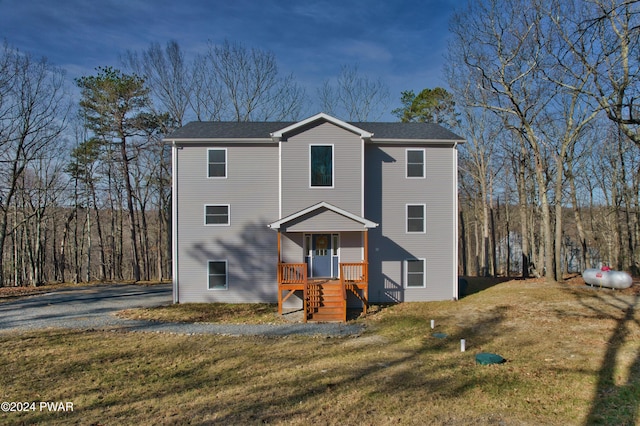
[306,280,346,322]
[278,262,368,323]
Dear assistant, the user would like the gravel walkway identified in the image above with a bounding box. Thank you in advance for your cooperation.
[0,284,364,337]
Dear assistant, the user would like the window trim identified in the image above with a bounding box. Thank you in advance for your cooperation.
[405,258,426,288]
[406,204,426,234]
[207,260,228,290]
[406,148,425,178]
[207,148,227,179]
[309,144,334,188]
[204,204,230,226]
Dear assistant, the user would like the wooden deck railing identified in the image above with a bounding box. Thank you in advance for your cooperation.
[279,263,307,284]
[340,262,369,316]
[278,263,307,316]
[340,262,368,284]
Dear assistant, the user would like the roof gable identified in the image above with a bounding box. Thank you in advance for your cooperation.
[270,113,373,142]
[268,201,378,230]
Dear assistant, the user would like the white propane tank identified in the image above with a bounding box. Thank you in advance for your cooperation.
[582,268,633,289]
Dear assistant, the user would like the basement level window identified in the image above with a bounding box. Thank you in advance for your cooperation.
[208,260,228,290]
[406,259,426,288]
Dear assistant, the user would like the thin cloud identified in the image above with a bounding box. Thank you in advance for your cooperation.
[0,0,459,119]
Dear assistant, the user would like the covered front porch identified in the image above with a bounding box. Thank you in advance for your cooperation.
[268,202,378,322]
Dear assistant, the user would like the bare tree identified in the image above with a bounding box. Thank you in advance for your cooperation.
[456,106,500,276]
[190,54,226,121]
[66,133,108,282]
[0,44,69,285]
[121,40,192,128]
[448,0,559,281]
[198,40,306,122]
[319,65,390,121]
[552,0,640,145]
[17,154,67,285]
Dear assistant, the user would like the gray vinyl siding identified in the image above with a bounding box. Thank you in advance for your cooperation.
[175,143,279,303]
[281,122,363,217]
[365,143,456,302]
[339,232,364,263]
[281,233,304,264]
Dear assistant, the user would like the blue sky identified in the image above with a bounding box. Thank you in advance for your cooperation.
[0,0,459,120]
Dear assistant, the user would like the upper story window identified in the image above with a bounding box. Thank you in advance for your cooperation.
[407,204,426,233]
[310,145,333,187]
[406,149,425,178]
[205,204,230,226]
[207,148,227,178]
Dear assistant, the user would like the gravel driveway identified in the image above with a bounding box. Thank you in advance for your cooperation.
[0,284,363,336]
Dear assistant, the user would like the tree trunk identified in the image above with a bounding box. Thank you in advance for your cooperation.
[120,138,141,282]
[566,156,589,271]
[517,151,530,278]
[554,154,564,281]
[59,210,75,283]
[491,205,497,277]
[459,209,468,276]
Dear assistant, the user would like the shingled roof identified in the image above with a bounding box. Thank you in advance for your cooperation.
[165,114,465,143]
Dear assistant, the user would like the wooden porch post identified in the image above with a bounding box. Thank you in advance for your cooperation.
[363,229,369,315]
[364,229,368,265]
[277,230,282,264]
[277,230,282,314]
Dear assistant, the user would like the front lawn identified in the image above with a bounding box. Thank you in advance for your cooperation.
[1,278,639,425]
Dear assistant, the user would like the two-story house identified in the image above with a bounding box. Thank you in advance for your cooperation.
[166,113,464,321]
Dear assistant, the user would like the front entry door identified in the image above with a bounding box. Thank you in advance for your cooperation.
[312,234,332,277]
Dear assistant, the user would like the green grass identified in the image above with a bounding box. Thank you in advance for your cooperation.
[1,278,640,425]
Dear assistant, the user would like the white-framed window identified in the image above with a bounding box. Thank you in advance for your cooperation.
[207,148,227,178]
[208,260,228,290]
[204,204,230,226]
[406,204,426,233]
[405,259,426,288]
[309,144,334,188]
[406,149,425,178]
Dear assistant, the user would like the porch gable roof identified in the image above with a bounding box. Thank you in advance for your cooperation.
[268,201,378,231]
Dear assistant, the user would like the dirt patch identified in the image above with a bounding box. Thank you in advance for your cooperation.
[0,286,45,298]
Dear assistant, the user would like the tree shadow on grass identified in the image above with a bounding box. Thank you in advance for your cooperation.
[6,303,513,425]
[561,287,640,425]
[185,305,513,425]
[459,276,514,297]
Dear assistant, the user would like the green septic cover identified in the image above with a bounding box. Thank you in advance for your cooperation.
[475,353,506,365]
[431,332,448,339]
